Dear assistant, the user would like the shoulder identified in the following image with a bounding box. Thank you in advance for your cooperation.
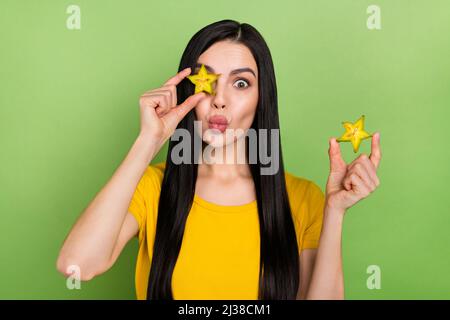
[284,171,325,222]
[284,171,312,198]
[147,160,165,175]
[139,161,166,190]
[149,161,166,179]
[284,171,324,204]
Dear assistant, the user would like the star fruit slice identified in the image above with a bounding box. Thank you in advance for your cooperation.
[336,115,373,153]
[187,64,221,95]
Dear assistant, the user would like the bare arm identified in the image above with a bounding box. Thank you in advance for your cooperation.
[56,68,206,282]
[56,134,158,281]
[296,249,318,299]
[304,133,381,299]
[305,206,345,299]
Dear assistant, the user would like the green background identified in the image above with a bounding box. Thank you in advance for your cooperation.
[1,0,449,299]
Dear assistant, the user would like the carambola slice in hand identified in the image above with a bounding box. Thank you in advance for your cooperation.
[336,115,373,153]
[187,64,221,95]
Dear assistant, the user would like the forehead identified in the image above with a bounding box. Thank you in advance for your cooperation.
[197,40,258,75]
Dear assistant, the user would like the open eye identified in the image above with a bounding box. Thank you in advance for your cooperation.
[233,79,250,89]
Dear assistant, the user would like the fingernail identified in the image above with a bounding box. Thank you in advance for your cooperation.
[329,138,336,147]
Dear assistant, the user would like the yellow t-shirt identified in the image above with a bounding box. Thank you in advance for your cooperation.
[127,162,325,300]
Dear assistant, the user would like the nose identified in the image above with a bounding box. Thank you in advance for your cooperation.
[211,81,226,109]
[212,100,226,109]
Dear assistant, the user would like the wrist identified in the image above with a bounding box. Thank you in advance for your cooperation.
[324,197,346,219]
[134,133,160,164]
[325,194,347,211]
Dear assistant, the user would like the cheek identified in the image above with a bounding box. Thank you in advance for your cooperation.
[230,92,258,128]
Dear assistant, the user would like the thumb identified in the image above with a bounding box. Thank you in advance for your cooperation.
[328,137,346,172]
[165,92,206,128]
[174,92,206,120]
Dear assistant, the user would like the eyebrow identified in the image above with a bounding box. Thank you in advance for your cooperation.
[194,63,256,78]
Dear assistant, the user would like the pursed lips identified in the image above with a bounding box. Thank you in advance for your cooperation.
[208,115,229,133]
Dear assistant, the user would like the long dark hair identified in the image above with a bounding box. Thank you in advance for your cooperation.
[147,19,299,300]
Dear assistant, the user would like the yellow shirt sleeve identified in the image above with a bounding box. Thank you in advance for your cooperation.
[127,171,149,243]
[285,173,326,253]
[127,163,165,243]
[301,181,326,250]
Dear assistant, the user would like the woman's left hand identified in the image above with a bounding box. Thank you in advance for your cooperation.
[325,132,382,213]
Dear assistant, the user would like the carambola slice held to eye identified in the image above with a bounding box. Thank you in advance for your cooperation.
[187,64,221,95]
[336,115,373,153]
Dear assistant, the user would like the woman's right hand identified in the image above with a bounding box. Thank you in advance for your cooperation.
[138,67,205,148]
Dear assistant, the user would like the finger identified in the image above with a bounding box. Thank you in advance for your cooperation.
[328,137,346,173]
[142,89,171,101]
[152,91,171,107]
[140,94,166,109]
[343,171,371,196]
[142,91,173,113]
[142,93,171,116]
[351,163,377,191]
[348,154,380,186]
[142,88,170,94]
[143,87,170,95]
[154,89,174,110]
[162,84,177,106]
[369,131,382,169]
[360,154,380,186]
[164,92,206,128]
[175,92,205,119]
[156,95,171,116]
[163,67,192,87]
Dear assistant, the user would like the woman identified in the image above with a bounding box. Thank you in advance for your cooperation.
[56,19,382,300]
